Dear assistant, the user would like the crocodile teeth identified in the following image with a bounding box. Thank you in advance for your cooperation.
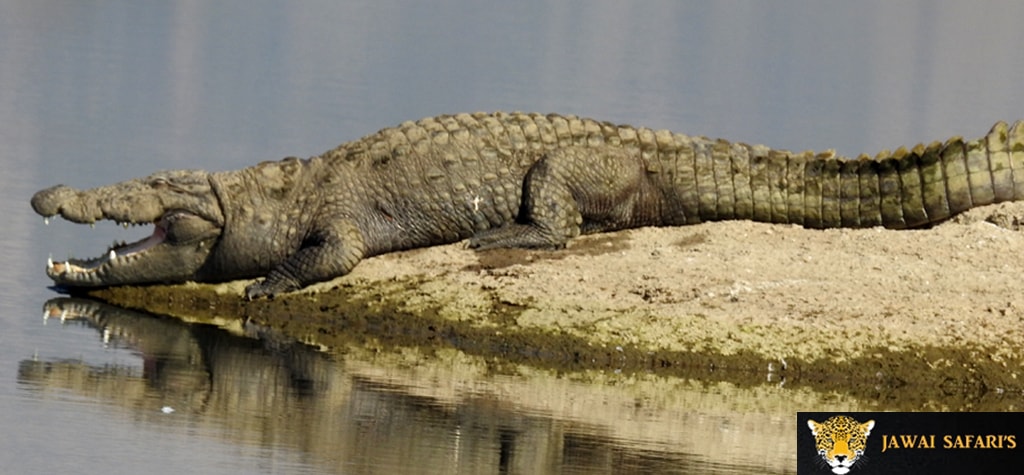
[47,255,53,269]
[108,249,117,261]
[44,309,67,323]
[44,217,49,226]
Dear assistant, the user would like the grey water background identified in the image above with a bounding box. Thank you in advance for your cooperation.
[2,1,1024,473]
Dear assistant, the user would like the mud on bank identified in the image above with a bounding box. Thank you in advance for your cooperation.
[84,202,1024,410]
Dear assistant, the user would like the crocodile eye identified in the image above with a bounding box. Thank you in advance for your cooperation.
[150,177,179,190]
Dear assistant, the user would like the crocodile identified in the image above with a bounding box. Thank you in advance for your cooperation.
[31,112,1024,298]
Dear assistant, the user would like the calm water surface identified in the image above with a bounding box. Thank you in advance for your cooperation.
[3,1,1024,473]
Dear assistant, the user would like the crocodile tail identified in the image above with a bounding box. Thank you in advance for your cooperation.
[683,121,1024,229]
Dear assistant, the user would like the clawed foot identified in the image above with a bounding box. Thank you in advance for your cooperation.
[244,280,276,300]
[244,278,300,300]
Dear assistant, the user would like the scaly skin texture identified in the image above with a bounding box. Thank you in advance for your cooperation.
[30,112,1024,298]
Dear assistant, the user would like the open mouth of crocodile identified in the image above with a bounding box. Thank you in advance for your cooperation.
[41,205,225,288]
[46,215,172,278]
[40,205,230,289]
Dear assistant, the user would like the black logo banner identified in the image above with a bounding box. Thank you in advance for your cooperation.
[798,412,1023,474]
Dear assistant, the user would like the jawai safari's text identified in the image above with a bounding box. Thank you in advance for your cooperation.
[881,434,1017,453]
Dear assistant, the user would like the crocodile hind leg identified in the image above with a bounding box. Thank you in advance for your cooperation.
[468,146,652,250]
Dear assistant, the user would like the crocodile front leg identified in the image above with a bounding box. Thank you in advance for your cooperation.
[245,219,366,299]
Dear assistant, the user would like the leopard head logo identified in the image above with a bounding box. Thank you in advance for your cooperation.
[807,415,875,474]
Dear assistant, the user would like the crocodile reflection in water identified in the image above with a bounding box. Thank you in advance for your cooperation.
[18,298,703,474]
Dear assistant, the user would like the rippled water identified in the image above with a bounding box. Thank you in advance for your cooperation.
[3,1,1024,473]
